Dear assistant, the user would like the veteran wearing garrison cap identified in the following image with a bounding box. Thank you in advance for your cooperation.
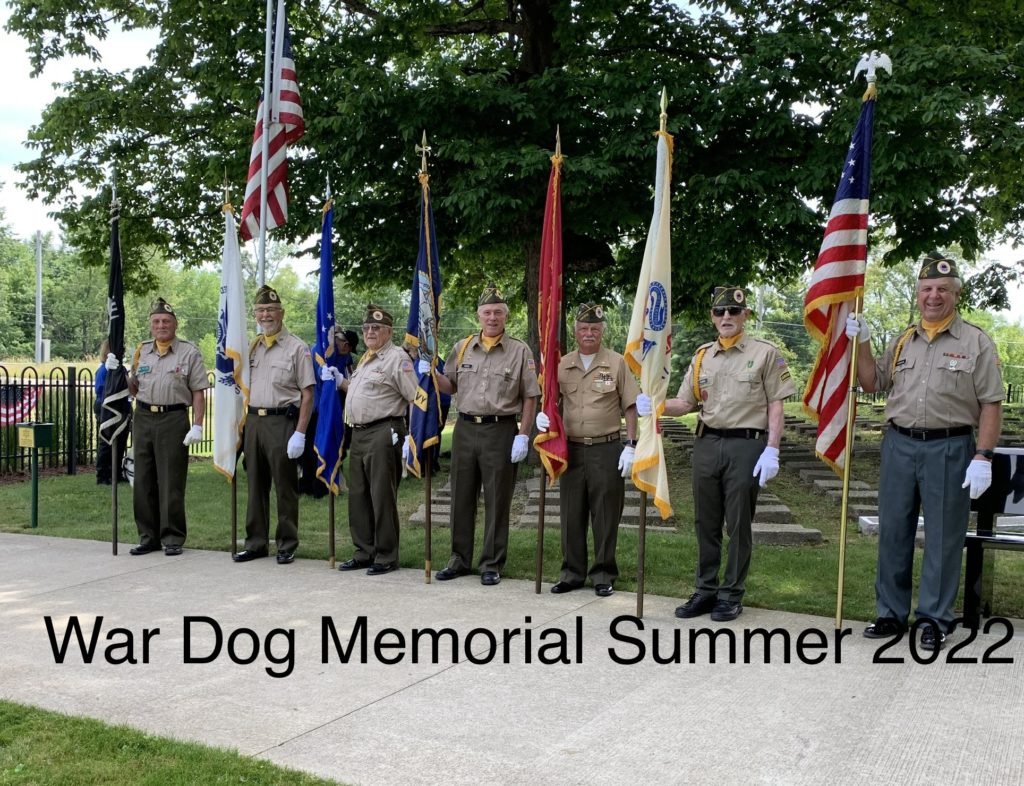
[327,305,418,575]
[432,283,540,585]
[847,250,1003,651]
[123,298,209,556]
[536,302,640,597]
[639,285,795,622]
[235,285,315,565]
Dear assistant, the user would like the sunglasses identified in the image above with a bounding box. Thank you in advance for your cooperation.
[712,306,744,317]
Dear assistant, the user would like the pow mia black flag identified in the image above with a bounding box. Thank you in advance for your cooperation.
[99,196,132,447]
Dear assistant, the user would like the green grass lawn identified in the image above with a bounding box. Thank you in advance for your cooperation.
[0,700,344,786]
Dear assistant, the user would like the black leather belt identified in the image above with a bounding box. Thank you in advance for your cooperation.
[137,401,187,413]
[697,422,765,440]
[248,406,290,416]
[352,416,397,430]
[568,433,620,445]
[890,423,972,441]
[460,413,517,424]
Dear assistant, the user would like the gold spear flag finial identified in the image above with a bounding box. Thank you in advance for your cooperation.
[223,167,232,213]
[555,125,561,159]
[416,130,430,175]
[659,86,668,133]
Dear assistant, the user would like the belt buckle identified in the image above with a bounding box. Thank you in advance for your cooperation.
[583,436,595,446]
[472,415,484,424]
[149,405,160,413]
[258,408,269,417]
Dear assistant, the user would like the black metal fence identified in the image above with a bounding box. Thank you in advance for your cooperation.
[0,365,216,477]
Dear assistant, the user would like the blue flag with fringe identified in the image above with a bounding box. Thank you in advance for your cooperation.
[313,201,344,493]
[403,171,445,478]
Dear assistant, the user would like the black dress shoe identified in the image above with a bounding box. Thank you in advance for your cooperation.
[675,592,716,618]
[276,551,295,564]
[919,621,946,651]
[163,545,183,556]
[338,557,371,571]
[435,566,470,581]
[863,617,906,639]
[233,548,268,563]
[550,580,584,594]
[710,599,742,621]
[594,584,614,597]
[366,563,396,575]
[480,571,501,586]
[129,543,161,556]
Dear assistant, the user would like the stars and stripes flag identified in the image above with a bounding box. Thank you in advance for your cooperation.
[99,198,132,448]
[313,200,345,492]
[240,0,304,242]
[213,204,251,479]
[802,95,875,475]
[625,129,673,520]
[403,171,444,479]
[533,150,569,484]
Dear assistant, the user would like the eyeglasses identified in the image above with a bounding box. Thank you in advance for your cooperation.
[254,306,282,316]
[362,324,383,332]
[712,306,744,317]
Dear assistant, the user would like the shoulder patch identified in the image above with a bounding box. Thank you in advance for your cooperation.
[401,359,413,372]
[527,358,536,371]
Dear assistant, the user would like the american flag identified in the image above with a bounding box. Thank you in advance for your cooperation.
[240,0,304,242]
[802,96,875,474]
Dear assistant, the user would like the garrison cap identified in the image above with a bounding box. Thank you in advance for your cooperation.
[575,302,605,323]
[918,250,961,281]
[254,285,282,306]
[149,297,175,317]
[711,286,749,309]
[341,329,359,350]
[363,304,393,327]
[477,282,506,306]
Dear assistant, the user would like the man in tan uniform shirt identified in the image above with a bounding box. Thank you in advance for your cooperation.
[327,305,418,574]
[536,303,639,597]
[124,298,209,556]
[639,285,795,622]
[235,285,315,565]
[433,283,540,585]
[847,251,1003,650]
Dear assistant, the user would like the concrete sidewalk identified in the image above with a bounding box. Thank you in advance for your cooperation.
[2,532,1022,785]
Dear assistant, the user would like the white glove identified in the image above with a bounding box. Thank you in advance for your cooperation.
[402,438,410,465]
[752,446,780,487]
[618,445,635,477]
[182,424,203,446]
[636,393,653,417]
[417,359,431,375]
[286,431,305,459]
[845,314,870,344]
[320,364,343,387]
[536,411,550,432]
[962,459,993,499]
[510,434,529,463]
[104,352,119,371]
[391,429,399,446]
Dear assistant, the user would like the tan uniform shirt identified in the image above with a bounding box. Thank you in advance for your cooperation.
[443,333,541,416]
[678,335,795,430]
[875,315,1003,429]
[345,343,418,425]
[248,326,315,408]
[558,347,640,438]
[132,338,209,406]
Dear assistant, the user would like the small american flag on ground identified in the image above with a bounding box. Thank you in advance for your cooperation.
[240,0,304,242]
[802,96,875,474]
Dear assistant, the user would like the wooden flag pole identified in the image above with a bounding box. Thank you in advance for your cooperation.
[425,455,433,584]
[535,470,546,594]
[111,438,119,555]
[231,474,237,557]
[836,299,865,627]
[328,491,336,569]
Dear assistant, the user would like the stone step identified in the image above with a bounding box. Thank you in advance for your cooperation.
[847,503,878,521]
[784,460,828,473]
[826,488,878,503]
[519,504,664,524]
[798,468,837,483]
[752,505,794,524]
[751,523,823,545]
[812,479,870,493]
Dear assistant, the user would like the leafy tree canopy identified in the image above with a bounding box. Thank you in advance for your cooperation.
[7,0,1024,339]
